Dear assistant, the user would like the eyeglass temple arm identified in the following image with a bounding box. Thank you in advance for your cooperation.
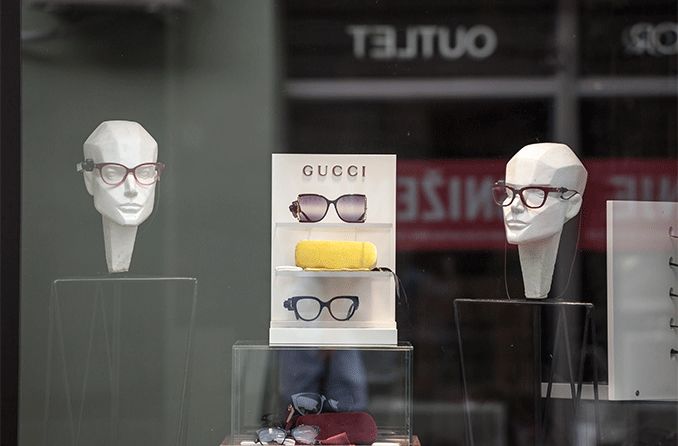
[76,159,95,173]
[557,187,579,200]
[289,201,301,218]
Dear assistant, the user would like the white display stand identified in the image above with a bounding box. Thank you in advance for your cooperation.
[607,200,678,400]
[270,154,397,346]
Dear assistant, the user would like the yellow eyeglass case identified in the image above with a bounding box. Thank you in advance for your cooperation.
[295,240,378,271]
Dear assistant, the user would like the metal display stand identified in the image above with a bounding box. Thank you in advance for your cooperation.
[42,277,197,446]
[454,298,600,446]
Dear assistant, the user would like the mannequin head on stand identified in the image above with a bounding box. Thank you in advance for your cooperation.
[79,120,164,273]
[494,143,587,298]
[82,120,160,226]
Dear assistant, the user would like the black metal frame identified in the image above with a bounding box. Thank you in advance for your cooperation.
[0,0,21,444]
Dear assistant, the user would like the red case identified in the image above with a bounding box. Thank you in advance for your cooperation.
[295,412,377,445]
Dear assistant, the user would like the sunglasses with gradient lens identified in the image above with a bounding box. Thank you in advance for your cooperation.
[289,194,367,223]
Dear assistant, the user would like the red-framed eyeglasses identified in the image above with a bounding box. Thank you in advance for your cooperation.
[77,158,165,187]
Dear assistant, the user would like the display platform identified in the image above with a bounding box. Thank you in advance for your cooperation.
[454,298,601,446]
[43,277,197,446]
[220,435,422,446]
[230,341,412,445]
[607,200,678,401]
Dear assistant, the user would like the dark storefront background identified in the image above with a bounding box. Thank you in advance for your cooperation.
[282,1,677,444]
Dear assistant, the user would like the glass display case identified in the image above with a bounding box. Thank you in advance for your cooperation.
[229,342,412,445]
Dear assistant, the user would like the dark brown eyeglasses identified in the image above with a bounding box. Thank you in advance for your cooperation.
[492,180,578,209]
[77,158,165,187]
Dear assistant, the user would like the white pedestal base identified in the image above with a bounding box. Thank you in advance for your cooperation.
[269,327,397,346]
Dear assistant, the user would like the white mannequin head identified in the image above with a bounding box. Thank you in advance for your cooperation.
[82,121,159,226]
[502,143,587,244]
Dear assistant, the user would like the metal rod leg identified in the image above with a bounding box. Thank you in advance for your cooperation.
[454,301,475,446]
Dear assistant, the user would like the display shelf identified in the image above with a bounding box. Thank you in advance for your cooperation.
[269,327,398,346]
[274,269,394,278]
[271,320,397,329]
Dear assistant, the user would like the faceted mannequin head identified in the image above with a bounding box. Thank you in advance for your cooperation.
[502,143,587,244]
[83,121,159,226]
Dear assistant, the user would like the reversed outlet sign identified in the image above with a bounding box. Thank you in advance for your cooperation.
[270,154,397,346]
[607,200,678,400]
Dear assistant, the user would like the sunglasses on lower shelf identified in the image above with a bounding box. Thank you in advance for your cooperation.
[289,194,367,223]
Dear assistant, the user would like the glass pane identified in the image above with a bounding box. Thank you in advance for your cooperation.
[18,0,678,445]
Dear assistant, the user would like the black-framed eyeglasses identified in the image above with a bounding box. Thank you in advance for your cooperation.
[289,193,367,223]
[77,158,165,187]
[256,425,319,445]
[284,295,359,321]
[492,180,578,209]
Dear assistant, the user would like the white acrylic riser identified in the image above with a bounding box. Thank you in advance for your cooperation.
[270,154,397,346]
[607,200,678,400]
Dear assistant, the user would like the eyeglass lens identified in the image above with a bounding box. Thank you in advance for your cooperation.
[292,392,341,415]
[291,425,319,444]
[294,296,358,321]
[296,194,366,223]
[292,393,324,414]
[256,427,287,444]
[99,163,161,186]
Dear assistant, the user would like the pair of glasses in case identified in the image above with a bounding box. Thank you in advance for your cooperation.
[492,180,579,209]
[284,295,359,321]
[289,194,367,223]
[77,158,165,187]
[256,425,319,445]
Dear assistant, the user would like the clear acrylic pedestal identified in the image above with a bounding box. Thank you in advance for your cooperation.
[43,277,197,446]
[454,298,601,446]
[230,341,413,446]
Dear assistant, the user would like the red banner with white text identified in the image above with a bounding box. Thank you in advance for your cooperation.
[396,158,678,251]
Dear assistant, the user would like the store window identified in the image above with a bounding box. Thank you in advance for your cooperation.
[13,0,678,445]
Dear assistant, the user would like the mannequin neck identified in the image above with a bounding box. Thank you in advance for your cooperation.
[102,216,138,273]
[517,232,562,299]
